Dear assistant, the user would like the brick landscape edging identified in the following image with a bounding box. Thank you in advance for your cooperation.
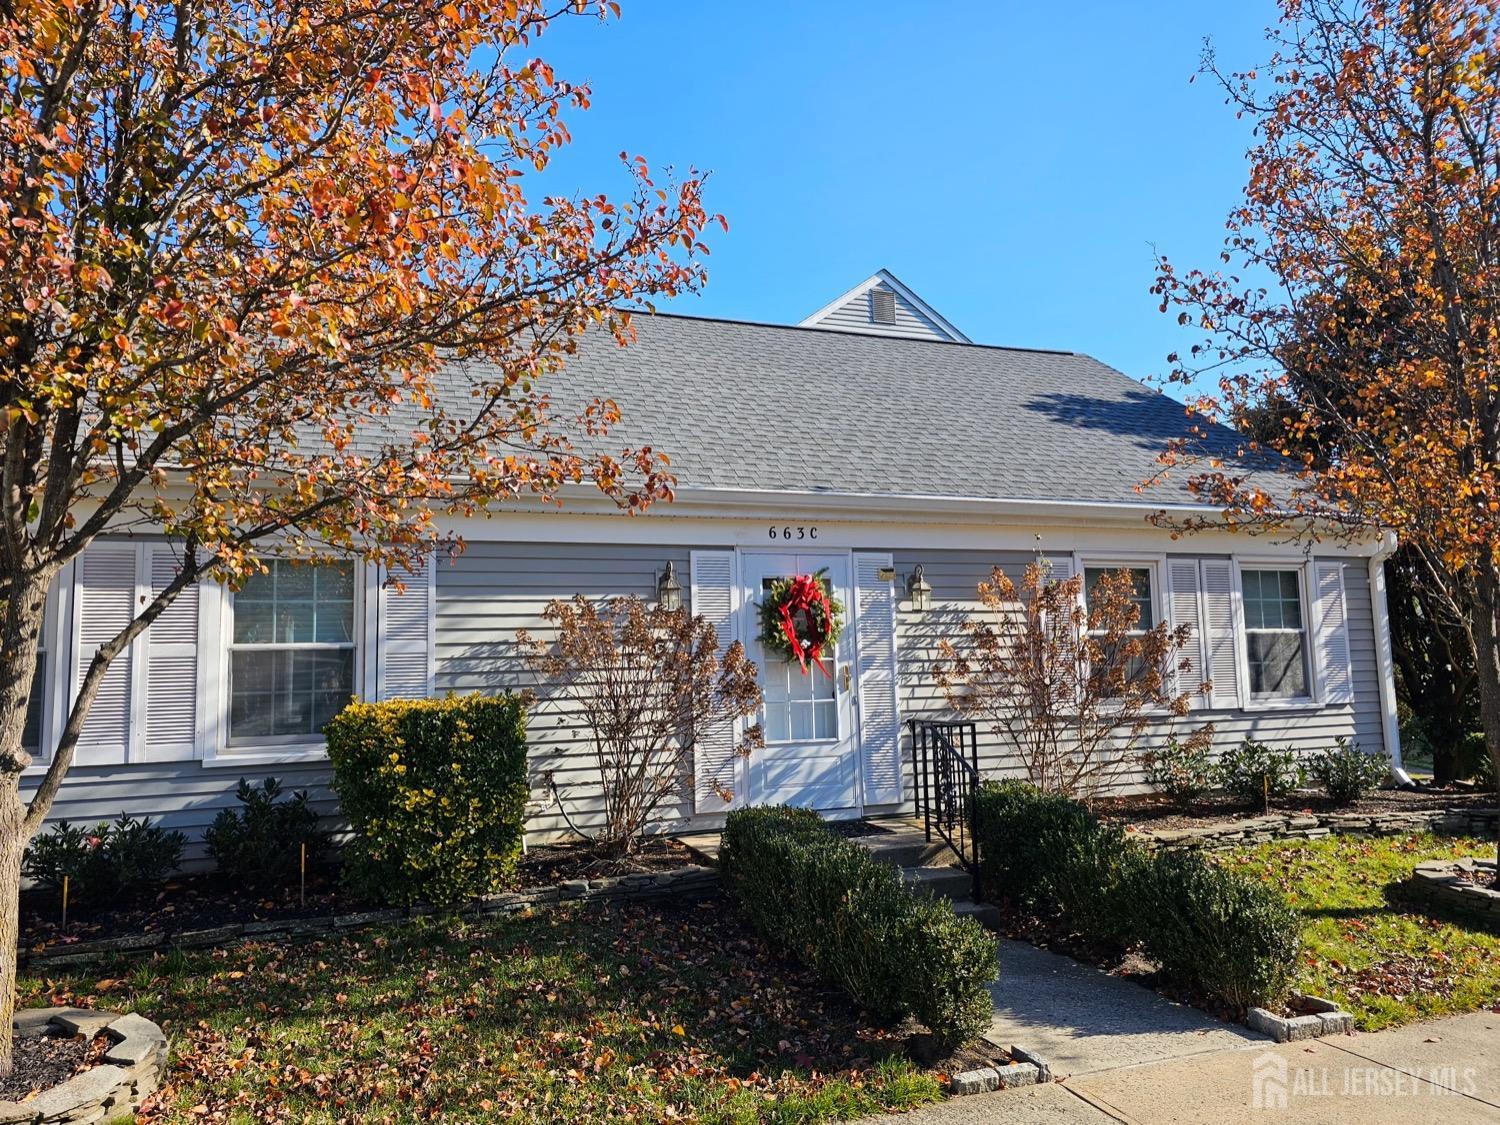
[1131,806,1500,852]
[4,1007,167,1123]
[1246,993,1354,1043]
[1403,858,1500,928]
[24,864,720,967]
[947,1041,1052,1095]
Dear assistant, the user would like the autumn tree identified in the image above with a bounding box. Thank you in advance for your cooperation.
[0,0,718,1070]
[932,562,1211,802]
[1153,0,1500,818]
[519,595,763,856]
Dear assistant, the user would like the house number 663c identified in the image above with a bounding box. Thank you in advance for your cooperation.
[768,525,818,541]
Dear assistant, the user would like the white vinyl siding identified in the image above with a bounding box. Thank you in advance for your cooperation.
[891,549,1383,795]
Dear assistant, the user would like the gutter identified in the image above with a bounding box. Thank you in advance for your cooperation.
[1367,531,1412,785]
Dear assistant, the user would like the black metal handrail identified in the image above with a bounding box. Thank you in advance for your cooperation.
[909,719,981,898]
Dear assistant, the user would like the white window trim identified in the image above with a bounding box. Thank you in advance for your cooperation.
[1231,559,1321,711]
[199,560,373,767]
[1072,553,1171,711]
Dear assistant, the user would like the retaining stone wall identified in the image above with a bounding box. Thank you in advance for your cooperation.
[1133,807,1499,852]
[3,1008,167,1124]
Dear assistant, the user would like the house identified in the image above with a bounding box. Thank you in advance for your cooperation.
[20,270,1404,849]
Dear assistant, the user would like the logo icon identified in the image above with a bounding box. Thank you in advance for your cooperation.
[1253,1051,1288,1110]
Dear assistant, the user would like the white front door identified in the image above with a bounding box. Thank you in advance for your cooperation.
[741,552,860,812]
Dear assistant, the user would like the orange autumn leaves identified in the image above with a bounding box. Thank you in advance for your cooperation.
[0,0,720,583]
[1152,0,1500,578]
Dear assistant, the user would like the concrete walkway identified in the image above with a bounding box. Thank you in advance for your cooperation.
[986,938,1266,1078]
[858,940,1500,1125]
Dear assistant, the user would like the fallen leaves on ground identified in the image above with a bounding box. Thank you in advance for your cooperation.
[20,895,941,1124]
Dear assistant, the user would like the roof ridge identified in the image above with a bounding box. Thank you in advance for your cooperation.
[625,308,1078,357]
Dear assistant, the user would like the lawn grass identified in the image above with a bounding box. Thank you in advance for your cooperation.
[1221,833,1500,1031]
[19,896,943,1123]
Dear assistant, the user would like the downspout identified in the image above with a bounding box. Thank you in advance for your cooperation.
[1368,531,1413,786]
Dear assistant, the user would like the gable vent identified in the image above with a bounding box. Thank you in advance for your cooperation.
[870,288,897,325]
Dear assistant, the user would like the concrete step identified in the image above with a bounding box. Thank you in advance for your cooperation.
[850,826,962,870]
[951,899,1004,932]
[900,864,976,902]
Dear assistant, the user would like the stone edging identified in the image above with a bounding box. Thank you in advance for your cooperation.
[1404,858,1500,927]
[25,864,720,968]
[1131,807,1499,852]
[1246,993,1354,1043]
[948,1042,1052,1095]
[5,1007,167,1123]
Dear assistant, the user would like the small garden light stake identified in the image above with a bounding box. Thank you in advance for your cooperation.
[300,842,306,909]
[61,874,68,932]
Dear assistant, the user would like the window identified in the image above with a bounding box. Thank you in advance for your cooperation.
[228,560,355,744]
[21,614,47,752]
[1084,566,1155,688]
[758,577,837,741]
[1241,568,1309,699]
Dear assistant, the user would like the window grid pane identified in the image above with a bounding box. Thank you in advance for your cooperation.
[1242,568,1309,698]
[230,560,356,743]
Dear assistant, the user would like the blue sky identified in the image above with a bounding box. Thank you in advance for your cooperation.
[533,1,1277,391]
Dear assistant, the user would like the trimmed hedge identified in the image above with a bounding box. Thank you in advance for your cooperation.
[327,693,528,907]
[720,806,997,1047]
[973,780,1300,1012]
[1130,849,1299,1011]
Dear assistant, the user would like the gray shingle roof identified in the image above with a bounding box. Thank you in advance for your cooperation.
[437,312,1266,508]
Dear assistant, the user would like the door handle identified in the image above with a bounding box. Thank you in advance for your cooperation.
[840,664,852,693]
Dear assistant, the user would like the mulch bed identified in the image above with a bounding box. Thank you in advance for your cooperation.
[515,836,697,883]
[21,837,705,954]
[1093,785,1495,831]
[0,1030,100,1102]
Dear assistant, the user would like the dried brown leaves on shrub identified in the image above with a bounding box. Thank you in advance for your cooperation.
[520,596,763,854]
[933,562,1212,801]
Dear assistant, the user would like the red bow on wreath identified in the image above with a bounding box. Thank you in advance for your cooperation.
[778,573,834,677]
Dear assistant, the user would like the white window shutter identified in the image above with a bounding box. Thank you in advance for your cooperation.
[690,550,739,813]
[72,542,137,765]
[139,544,199,762]
[1200,559,1241,710]
[378,552,435,700]
[1312,561,1354,704]
[1043,554,1075,584]
[855,553,902,807]
[1167,558,1207,707]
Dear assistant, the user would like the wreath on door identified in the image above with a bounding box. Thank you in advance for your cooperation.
[758,570,845,676]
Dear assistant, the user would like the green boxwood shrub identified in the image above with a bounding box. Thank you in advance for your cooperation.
[1128,849,1301,1011]
[972,779,1300,1013]
[720,806,996,1047]
[327,693,528,907]
[204,777,326,889]
[1307,739,1388,805]
[974,780,1140,942]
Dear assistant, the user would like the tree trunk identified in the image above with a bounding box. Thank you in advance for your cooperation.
[0,784,23,1078]
[1470,567,1500,881]
[0,568,59,1075]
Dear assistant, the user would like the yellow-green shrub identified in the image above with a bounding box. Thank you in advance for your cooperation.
[327,694,528,906]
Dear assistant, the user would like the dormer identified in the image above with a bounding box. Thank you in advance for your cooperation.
[798,269,970,343]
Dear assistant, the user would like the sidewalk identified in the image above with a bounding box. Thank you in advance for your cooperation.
[858,936,1500,1123]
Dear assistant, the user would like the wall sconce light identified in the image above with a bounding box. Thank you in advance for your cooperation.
[657,560,684,612]
[907,564,932,612]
